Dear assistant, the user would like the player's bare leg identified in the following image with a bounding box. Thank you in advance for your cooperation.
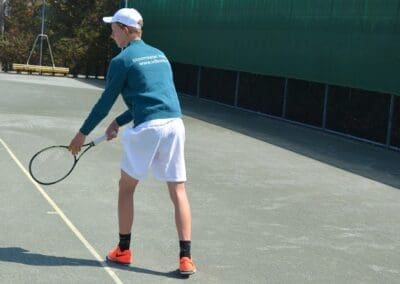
[119,170,139,234]
[106,170,138,265]
[167,182,196,274]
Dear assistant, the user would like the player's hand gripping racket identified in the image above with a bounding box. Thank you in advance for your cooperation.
[29,134,108,185]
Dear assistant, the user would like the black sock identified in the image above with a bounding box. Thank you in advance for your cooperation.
[179,240,191,258]
[118,233,131,251]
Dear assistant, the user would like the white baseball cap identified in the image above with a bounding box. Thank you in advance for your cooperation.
[103,8,143,29]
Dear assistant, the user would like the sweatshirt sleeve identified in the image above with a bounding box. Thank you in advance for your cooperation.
[79,58,127,135]
[116,110,133,126]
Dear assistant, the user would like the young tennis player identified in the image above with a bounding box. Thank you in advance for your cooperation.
[68,8,196,275]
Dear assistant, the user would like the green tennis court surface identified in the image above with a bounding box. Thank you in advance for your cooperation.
[1,72,399,283]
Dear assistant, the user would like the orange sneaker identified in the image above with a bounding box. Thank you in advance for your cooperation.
[179,257,196,275]
[106,246,132,265]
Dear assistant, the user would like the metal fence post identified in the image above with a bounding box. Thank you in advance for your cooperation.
[196,66,202,98]
[386,94,395,146]
[322,84,329,129]
[282,78,288,118]
[234,71,240,107]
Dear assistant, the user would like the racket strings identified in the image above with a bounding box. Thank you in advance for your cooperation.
[29,146,76,184]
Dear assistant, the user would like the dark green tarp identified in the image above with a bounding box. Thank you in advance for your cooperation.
[128,0,400,95]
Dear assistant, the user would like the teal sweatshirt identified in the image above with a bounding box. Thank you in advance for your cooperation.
[80,40,182,135]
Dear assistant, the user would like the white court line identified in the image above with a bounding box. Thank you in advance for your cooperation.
[0,138,123,284]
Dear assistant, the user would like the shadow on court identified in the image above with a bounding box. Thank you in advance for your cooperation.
[0,247,101,267]
[106,261,187,279]
[0,247,187,279]
[180,95,400,190]
[73,78,106,89]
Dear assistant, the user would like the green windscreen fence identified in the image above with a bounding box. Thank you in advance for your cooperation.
[127,1,400,95]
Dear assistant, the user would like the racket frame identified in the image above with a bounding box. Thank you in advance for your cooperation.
[28,135,106,185]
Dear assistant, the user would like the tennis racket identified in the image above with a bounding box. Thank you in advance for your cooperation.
[29,134,108,185]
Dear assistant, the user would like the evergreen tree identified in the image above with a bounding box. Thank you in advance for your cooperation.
[0,0,42,70]
[47,0,119,76]
[0,0,119,76]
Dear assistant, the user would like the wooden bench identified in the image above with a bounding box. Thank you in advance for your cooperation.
[12,63,69,76]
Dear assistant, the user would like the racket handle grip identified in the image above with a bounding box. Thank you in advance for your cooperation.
[92,131,117,145]
[92,134,107,145]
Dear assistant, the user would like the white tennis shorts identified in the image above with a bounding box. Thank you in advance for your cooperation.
[120,118,186,182]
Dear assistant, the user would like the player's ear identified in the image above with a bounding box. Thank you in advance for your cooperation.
[123,26,130,35]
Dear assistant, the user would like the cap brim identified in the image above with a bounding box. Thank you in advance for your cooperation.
[102,16,113,23]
